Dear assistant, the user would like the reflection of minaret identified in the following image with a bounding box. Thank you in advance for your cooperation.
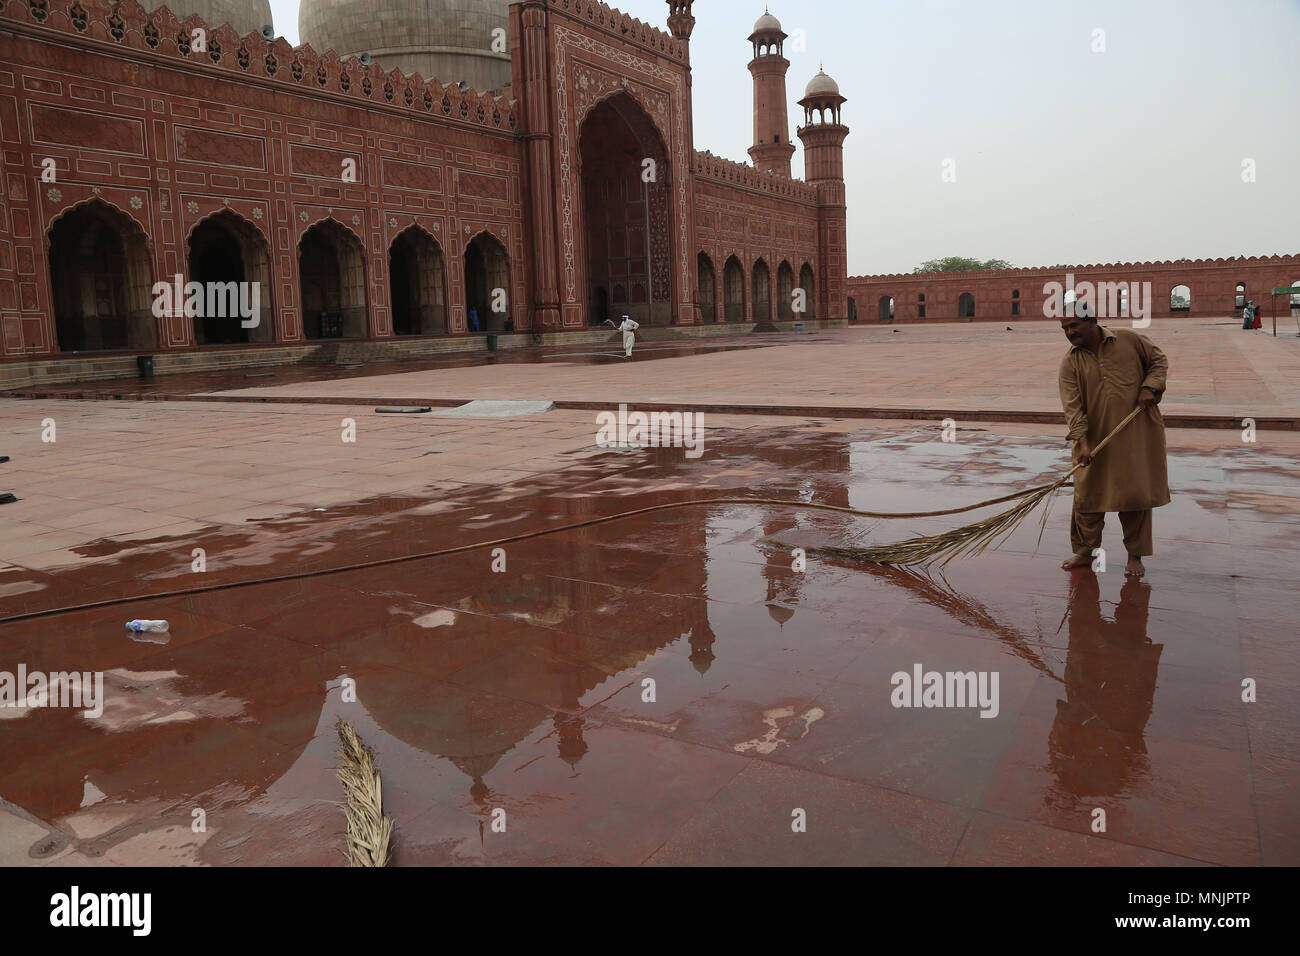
[758,432,850,623]
[554,712,588,770]
[687,624,717,674]
[1049,574,1162,801]
[764,556,799,629]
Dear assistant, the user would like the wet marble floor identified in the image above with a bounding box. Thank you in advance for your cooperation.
[0,399,1296,865]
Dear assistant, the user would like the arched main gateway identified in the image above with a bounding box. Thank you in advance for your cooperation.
[579,93,673,326]
[48,200,156,353]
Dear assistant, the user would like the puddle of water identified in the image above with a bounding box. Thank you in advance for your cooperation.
[0,421,1291,864]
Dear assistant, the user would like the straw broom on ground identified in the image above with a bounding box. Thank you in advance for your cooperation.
[335,717,393,867]
[773,406,1145,568]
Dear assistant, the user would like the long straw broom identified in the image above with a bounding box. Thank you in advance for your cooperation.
[775,405,1145,568]
[335,717,393,867]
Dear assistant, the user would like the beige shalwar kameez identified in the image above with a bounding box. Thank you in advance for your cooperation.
[1058,326,1171,556]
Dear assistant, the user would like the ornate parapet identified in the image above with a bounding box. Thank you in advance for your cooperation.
[0,0,519,133]
[693,151,817,204]
[549,0,685,62]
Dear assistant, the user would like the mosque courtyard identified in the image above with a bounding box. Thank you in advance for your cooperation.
[0,318,1296,866]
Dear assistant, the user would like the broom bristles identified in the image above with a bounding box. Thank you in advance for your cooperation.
[780,406,1144,568]
[335,717,393,867]
[799,477,1066,567]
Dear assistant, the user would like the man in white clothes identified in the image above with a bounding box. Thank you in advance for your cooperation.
[618,314,640,357]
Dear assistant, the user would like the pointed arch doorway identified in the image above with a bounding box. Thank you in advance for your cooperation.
[578,92,673,326]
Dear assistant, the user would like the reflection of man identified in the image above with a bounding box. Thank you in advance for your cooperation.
[1049,572,1162,799]
[617,314,639,357]
[1058,307,1170,577]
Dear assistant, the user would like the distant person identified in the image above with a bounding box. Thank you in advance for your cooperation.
[1251,301,1263,330]
[468,307,480,333]
[617,314,639,358]
[1242,301,1254,330]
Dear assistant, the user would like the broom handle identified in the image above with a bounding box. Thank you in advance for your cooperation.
[1060,404,1145,482]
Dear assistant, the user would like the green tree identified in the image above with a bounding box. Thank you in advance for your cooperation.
[913,256,1013,274]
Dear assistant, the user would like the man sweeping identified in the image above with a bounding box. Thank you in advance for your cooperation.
[608,314,639,358]
[1058,307,1170,578]
[617,314,639,358]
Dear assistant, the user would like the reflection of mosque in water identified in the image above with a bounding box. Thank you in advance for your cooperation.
[0,438,840,842]
[357,437,855,804]
[3,434,1163,853]
[341,474,1162,825]
[358,485,725,805]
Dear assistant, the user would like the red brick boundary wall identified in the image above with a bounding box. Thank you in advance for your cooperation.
[848,255,1300,324]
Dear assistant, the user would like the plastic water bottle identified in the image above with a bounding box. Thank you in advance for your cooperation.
[125,619,169,633]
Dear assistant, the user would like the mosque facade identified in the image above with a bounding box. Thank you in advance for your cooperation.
[0,0,849,377]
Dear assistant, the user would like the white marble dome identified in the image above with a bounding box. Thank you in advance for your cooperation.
[298,0,512,93]
[805,68,840,97]
[175,0,273,37]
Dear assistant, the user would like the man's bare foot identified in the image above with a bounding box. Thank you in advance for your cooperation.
[1061,552,1092,570]
[1125,555,1145,578]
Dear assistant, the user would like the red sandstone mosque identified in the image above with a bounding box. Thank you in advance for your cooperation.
[0,0,849,375]
[0,0,1295,383]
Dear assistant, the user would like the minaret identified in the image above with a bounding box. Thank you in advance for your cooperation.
[797,68,849,321]
[747,9,794,177]
[666,0,696,44]
[667,0,697,174]
[668,0,702,324]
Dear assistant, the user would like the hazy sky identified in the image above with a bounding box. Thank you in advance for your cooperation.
[266,0,1300,276]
